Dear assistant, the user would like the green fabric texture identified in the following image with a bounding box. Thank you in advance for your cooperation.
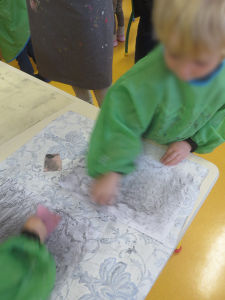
[87,46,225,177]
[0,235,56,300]
[0,0,30,61]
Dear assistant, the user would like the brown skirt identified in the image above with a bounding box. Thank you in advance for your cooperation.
[27,0,114,89]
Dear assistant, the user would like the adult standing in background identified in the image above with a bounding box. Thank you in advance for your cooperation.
[133,0,158,63]
[27,0,114,106]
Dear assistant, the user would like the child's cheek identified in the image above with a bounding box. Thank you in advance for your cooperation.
[164,54,175,72]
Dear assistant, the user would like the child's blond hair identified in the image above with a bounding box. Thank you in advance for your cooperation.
[153,0,225,57]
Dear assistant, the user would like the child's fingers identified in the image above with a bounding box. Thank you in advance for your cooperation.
[160,153,169,163]
[92,188,114,205]
[164,155,183,166]
[160,147,175,160]
[160,151,178,164]
[92,189,106,204]
[94,193,114,205]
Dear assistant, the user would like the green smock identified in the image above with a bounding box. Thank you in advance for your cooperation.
[0,235,56,300]
[0,0,30,62]
[87,46,225,177]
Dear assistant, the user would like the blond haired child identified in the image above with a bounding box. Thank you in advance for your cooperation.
[87,0,225,205]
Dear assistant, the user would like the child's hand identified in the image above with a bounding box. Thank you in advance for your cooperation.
[23,216,47,243]
[36,205,61,237]
[91,172,122,205]
[160,141,192,166]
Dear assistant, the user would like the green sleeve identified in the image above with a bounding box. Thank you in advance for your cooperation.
[0,0,30,61]
[87,82,158,177]
[192,105,225,153]
[0,235,56,300]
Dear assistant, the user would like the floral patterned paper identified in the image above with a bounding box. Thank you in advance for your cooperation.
[0,111,208,299]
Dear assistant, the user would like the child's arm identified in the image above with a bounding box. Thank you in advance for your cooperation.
[0,214,56,300]
[87,83,158,178]
[87,83,158,204]
[160,104,225,164]
[189,105,225,153]
[161,104,225,165]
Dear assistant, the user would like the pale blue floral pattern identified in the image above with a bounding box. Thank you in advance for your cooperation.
[79,258,138,300]
[0,111,208,299]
